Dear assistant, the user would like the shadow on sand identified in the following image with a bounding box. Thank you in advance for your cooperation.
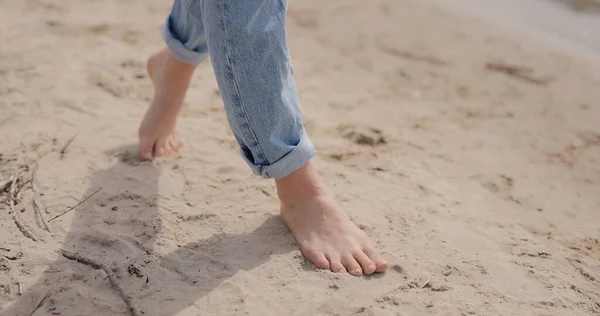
[1,145,296,316]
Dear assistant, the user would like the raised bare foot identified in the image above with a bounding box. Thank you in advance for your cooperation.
[277,161,388,276]
[138,48,196,160]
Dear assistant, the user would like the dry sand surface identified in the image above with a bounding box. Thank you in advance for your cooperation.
[1,0,600,315]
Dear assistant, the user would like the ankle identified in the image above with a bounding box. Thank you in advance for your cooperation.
[275,161,328,207]
[164,51,196,76]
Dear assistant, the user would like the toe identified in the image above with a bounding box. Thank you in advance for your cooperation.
[353,250,376,275]
[139,138,155,160]
[341,254,363,276]
[365,247,388,273]
[168,136,181,152]
[155,139,170,157]
[327,255,346,273]
[301,245,330,270]
[155,147,165,157]
[164,138,176,153]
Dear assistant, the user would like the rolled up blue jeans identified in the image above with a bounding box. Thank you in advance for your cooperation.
[163,0,315,179]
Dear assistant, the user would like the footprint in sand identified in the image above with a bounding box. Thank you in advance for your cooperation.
[288,8,320,30]
[338,124,388,146]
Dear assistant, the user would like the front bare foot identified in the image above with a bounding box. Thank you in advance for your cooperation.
[138,49,196,160]
[277,162,388,276]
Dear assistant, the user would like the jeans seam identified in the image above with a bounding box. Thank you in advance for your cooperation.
[184,0,201,23]
[173,0,195,26]
[219,0,269,166]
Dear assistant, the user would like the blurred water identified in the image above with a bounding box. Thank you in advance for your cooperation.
[427,0,600,59]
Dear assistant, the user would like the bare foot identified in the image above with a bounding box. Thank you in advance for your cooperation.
[138,49,196,160]
[277,161,388,276]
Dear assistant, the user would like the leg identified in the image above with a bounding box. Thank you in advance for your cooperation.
[202,0,387,275]
[138,0,207,160]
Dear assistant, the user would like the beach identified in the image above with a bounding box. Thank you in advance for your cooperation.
[1,0,599,315]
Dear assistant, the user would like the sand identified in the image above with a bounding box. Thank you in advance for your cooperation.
[1,0,599,315]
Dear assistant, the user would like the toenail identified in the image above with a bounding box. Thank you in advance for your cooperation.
[352,268,362,275]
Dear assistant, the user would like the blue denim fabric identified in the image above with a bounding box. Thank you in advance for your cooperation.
[163,0,316,179]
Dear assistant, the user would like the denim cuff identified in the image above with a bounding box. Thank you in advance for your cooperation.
[162,17,208,66]
[244,133,316,179]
